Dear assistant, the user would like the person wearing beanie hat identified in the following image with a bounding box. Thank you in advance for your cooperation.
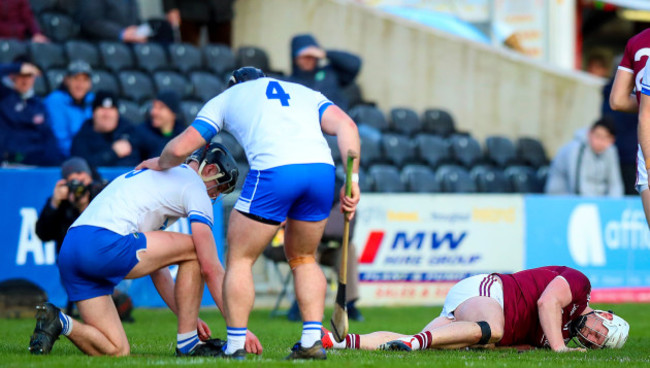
[70,90,141,167]
[288,33,362,111]
[44,60,95,157]
[133,90,185,159]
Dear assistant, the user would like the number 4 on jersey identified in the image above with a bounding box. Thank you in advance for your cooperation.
[266,81,291,106]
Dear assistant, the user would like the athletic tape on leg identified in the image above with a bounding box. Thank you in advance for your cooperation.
[288,256,316,270]
[477,321,491,345]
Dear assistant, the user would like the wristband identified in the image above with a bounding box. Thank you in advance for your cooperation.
[350,173,359,183]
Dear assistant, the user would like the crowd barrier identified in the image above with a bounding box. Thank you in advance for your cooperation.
[2,169,648,307]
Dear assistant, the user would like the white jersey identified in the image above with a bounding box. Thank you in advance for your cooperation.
[72,165,214,235]
[192,77,335,170]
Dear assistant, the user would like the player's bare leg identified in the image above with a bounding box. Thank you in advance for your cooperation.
[641,189,650,227]
[67,295,130,356]
[222,210,279,354]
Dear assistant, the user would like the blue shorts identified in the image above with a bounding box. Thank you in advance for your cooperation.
[234,163,335,223]
[58,225,147,302]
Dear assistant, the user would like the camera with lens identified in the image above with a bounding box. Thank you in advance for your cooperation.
[66,179,89,201]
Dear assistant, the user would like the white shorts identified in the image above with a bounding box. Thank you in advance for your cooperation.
[440,274,504,319]
[636,144,648,193]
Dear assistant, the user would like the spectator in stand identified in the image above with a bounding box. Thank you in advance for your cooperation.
[288,34,362,111]
[0,58,62,166]
[0,0,49,42]
[44,60,95,158]
[70,91,141,167]
[134,90,185,159]
[77,0,173,43]
[585,51,611,79]
[164,0,235,46]
[545,118,623,197]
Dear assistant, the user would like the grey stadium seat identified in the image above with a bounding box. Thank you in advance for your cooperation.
[152,70,191,99]
[390,107,421,137]
[504,165,542,193]
[449,134,483,168]
[537,165,549,189]
[349,104,390,131]
[516,137,548,169]
[38,12,78,43]
[325,135,341,163]
[30,0,58,15]
[358,124,383,168]
[0,39,27,63]
[436,165,476,193]
[118,99,145,125]
[91,69,120,96]
[485,135,517,168]
[189,71,226,102]
[236,46,270,74]
[381,133,416,168]
[470,165,510,193]
[368,164,405,193]
[180,100,203,126]
[98,42,134,73]
[29,42,66,70]
[64,40,100,68]
[203,43,236,77]
[401,164,439,193]
[168,43,203,74]
[45,68,66,91]
[340,82,364,109]
[118,70,155,103]
[133,43,169,73]
[33,74,48,96]
[211,131,245,162]
[414,134,451,169]
[422,108,456,137]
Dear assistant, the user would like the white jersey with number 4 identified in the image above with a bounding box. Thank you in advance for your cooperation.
[71,165,214,235]
[192,77,335,171]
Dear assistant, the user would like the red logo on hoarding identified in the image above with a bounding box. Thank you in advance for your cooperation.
[359,230,384,264]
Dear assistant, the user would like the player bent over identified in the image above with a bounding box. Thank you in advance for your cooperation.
[138,67,361,360]
[28,143,262,357]
[322,266,629,352]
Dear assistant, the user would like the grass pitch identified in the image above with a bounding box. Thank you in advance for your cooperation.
[1,303,649,367]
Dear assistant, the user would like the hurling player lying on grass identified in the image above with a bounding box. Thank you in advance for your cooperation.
[322,266,629,352]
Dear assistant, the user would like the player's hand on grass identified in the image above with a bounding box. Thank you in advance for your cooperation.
[136,157,162,171]
[340,181,360,220]
[197,318,211,341]
[245,330,263,355]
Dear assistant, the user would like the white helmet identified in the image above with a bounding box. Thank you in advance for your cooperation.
[572,310,629,349]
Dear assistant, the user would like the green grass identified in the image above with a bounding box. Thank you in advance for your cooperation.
[1,304,649,367]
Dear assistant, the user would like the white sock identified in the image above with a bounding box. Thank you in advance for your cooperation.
[300,321,322,348]
[176,330,200,354]
[329,331,346,349]
[225,327,247,355]
[58,311,73,336]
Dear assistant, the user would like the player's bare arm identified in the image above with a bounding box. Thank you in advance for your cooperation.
[610,69,638,112]
[640,94,650,169]
[537,276,584,352]
[137,127,207,171]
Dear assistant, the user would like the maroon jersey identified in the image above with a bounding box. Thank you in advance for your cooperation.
[494,266,591,347]
[619,28,650,103]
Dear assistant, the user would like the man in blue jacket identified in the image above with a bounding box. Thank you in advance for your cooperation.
[0,58,63,166]
[288,34,362,111]
[134,90,185,160]
[45,60,95,158]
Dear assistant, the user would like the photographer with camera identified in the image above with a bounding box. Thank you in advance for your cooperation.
[36,157,106,315]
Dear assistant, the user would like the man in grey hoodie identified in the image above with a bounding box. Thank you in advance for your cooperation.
[545,118,623,197]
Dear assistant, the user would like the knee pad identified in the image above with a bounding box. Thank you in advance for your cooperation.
[477,321,491,345]
[288,255,316,270]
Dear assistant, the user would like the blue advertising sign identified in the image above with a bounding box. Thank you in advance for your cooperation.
[0,168,224,307]
[525,195,650,299]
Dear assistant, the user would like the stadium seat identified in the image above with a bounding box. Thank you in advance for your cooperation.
[449,134,483,168]
[436,165,476,193]
[168,43,203,74]
[64,40,100,68]
[470,165,511,193]
[33,74,48,96]
[235,161,250,189]
[325,135,341,163]
[341,82,364,109]
[38,11,78,43]
[189,71,226,102]
[349,104,389,131]
[236,46,271,73]
[390,107,421,137]
[117,70,155,103]
[368,164,405,193]
[29,42,66,70]
[211,131,245,162]
[45,68,66,91]
[516,137,548,169]
[414,134,451,169]
[30,0,58,15]
[118,99,145,124]
[401,164,439,193]
[132,43,168,73]
[152,70,191,99]
[180,100,203,126]
[537,165,549,190]
[504,165,542,193]
[381,133,416,168]
[0,39,27,63]
[485,135,517,167]
[91,69,120,96]
[422,108,456,137]
[358,124,383,168]
[98,42,134,73]
[202,43,236,77]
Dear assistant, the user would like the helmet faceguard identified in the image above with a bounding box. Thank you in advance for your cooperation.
[228,66,266,87]
[188,142,239,198]
[571,310,629,349]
